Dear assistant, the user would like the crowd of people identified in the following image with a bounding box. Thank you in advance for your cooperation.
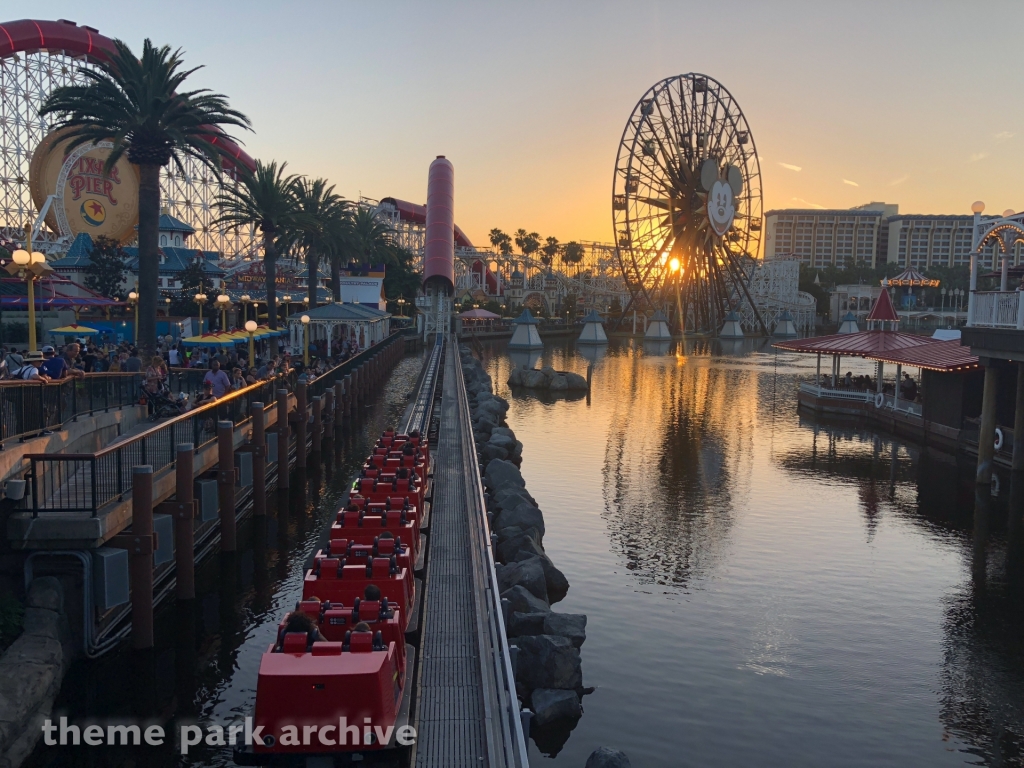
[823,370,920,401]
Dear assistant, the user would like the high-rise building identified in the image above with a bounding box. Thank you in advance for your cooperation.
[766,202,1015,269]
[765,202,897,268]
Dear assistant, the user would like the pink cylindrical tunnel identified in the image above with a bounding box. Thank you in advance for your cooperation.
[423,155,455,293]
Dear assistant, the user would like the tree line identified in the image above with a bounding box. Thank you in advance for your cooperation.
[41,37,416,353]
[488,228,586,273]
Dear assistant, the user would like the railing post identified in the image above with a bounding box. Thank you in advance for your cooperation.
[276,388,290,490]
[174,443,196,600]
[311,396,322,453]
[130,465,154,649]
[217,420,236,552]
[251,402,266,516]
[296,378,308,468]
[334,380,344,429]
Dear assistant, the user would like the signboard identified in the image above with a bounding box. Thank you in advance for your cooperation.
[29,128,140,244]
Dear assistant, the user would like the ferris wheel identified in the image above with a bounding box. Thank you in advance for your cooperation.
[0,18,257,257]
[612,73,767,335]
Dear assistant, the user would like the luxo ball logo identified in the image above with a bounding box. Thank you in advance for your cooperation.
[700,158,743,238]
[80,200,106,227]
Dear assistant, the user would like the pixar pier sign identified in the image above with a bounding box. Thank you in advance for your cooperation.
[29,128,140,245]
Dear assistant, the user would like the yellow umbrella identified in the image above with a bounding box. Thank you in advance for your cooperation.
[49,324,100,335]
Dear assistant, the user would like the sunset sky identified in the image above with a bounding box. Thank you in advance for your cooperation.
[27,0,1024,251]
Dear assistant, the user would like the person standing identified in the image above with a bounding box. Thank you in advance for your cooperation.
[203,360,231,398]
[40,346,67,380]
[123,349,142,373]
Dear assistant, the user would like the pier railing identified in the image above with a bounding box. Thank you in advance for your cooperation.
[799,382,923,416]
[25,333,403,516]
[0,373,143,446]
[967,289,1024,329]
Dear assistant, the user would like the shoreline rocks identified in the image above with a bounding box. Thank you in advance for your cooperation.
[459,345,589,743]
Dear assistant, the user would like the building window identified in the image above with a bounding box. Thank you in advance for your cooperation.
[160,235,167,246]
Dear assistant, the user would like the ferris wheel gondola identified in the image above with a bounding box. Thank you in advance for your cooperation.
[612,73,768,335]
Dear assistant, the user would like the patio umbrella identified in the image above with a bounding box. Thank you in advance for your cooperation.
[180,332,238,347]
[48,324,100,335]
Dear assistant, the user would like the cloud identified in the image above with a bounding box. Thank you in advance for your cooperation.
[792,197,824,209]
[889,175,909,187]
[778,162,802,172]
[995,131,1014,140]
[842,179,859,187]
[969,152,989,162]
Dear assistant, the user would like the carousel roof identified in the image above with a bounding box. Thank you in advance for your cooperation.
[886,267,939,288]
[286,303,390,322]
[773,330,935,356]
[866,288,900,323]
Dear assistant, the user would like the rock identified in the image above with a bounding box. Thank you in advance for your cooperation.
[585,747,632,768]
[549,374,568,391]
[508,536,546,563]
[475,413,497,434]
[530,689,582,726]
[502,584,550,614]
[495,527,543,562]
[492,394,510,410]
[543,612,586,647]
[494,485,535,509]
[26,577,62,612]
[535,555,569,603]
[509,440,524,460]
[488,433,515,451]
[491,426,516,439]
[481,443,509,463]
[541,366,556,380]
[494,502,545,537]
[513,634,582,692]
[507,610,548,637]
[485,459,526,492]
[565,372,589,390]
[496,557,548,602]
[507,367,524,386]
[522,369,548,389]
[477,398,505,419]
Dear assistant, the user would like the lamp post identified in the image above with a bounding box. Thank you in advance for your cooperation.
[240,294,251,324]
[128,290,139,344]
[941,287,947,319]
[164,297,172,317]
[669,257,683,335]
[194,292,207,332]
[9,223,49,352]
[397,297,406,316]
[281,295,291,327]
[245,319,257,365]
[216,294,231,331]
[301,314,310,367]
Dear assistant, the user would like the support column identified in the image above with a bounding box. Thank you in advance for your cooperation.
[343,375,353,415]
[173,444,195,599]
[296,378,308,468]
[894,364,902,410]
[334,380,344,428]
[816,352,821,390]
[877,361,884,394]
[130,465,154,649]
[251,402,266,516]
[1013,362,1024,472]
[311,396,322,453]
[218,420,236,552]
[323,389,334,440]
[277,388,290,490]
[977,362,999,484]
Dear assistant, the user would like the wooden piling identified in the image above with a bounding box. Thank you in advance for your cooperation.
[217,420,236,552]
[334,381,344,428]
[296,378,308,468]
[251,402,266,516]
[323,389,334,439]
[277,388,290,489]
[311,396,322,453]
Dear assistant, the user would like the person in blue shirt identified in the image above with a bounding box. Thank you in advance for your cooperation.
[39,346,67,380]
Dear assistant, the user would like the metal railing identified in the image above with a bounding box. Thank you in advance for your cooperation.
[799,382,923,416]
[0,373,144,445]
[26,333,404,516]
[452,334,531,768]
[967,290,1024,329]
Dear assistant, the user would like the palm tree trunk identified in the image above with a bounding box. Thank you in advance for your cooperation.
[264,233,279,355]
[137,163,161,353]
[331,259,341,302]
[307,250,319,307]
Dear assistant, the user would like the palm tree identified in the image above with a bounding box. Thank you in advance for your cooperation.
[292,178,349,307]
[40,39,250,351]
[489,228,507,251]
[542,236,559,270]
[563,241,585,277]
[214,160,301,353]
[514,228,529,255]
[349,206,395,266]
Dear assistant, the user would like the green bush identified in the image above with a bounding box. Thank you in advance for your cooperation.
[0,592,24,650]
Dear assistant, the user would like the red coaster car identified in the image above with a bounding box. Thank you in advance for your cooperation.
[302,556,413,629]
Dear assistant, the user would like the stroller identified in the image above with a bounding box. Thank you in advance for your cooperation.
[141,387,188,420]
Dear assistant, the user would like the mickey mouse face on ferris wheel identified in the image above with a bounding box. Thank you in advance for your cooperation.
[700,159,743,238]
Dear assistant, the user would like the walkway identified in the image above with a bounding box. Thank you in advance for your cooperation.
[416,347,488,766]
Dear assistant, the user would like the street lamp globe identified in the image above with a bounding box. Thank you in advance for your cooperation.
[216,294,230,305]
[12,249,29,266]
[30,251,45,264]
[300,315,310,325]
[972,201,986,214]
[240,294,251,303]
[128,291,138,301]
[245,320,258,332]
